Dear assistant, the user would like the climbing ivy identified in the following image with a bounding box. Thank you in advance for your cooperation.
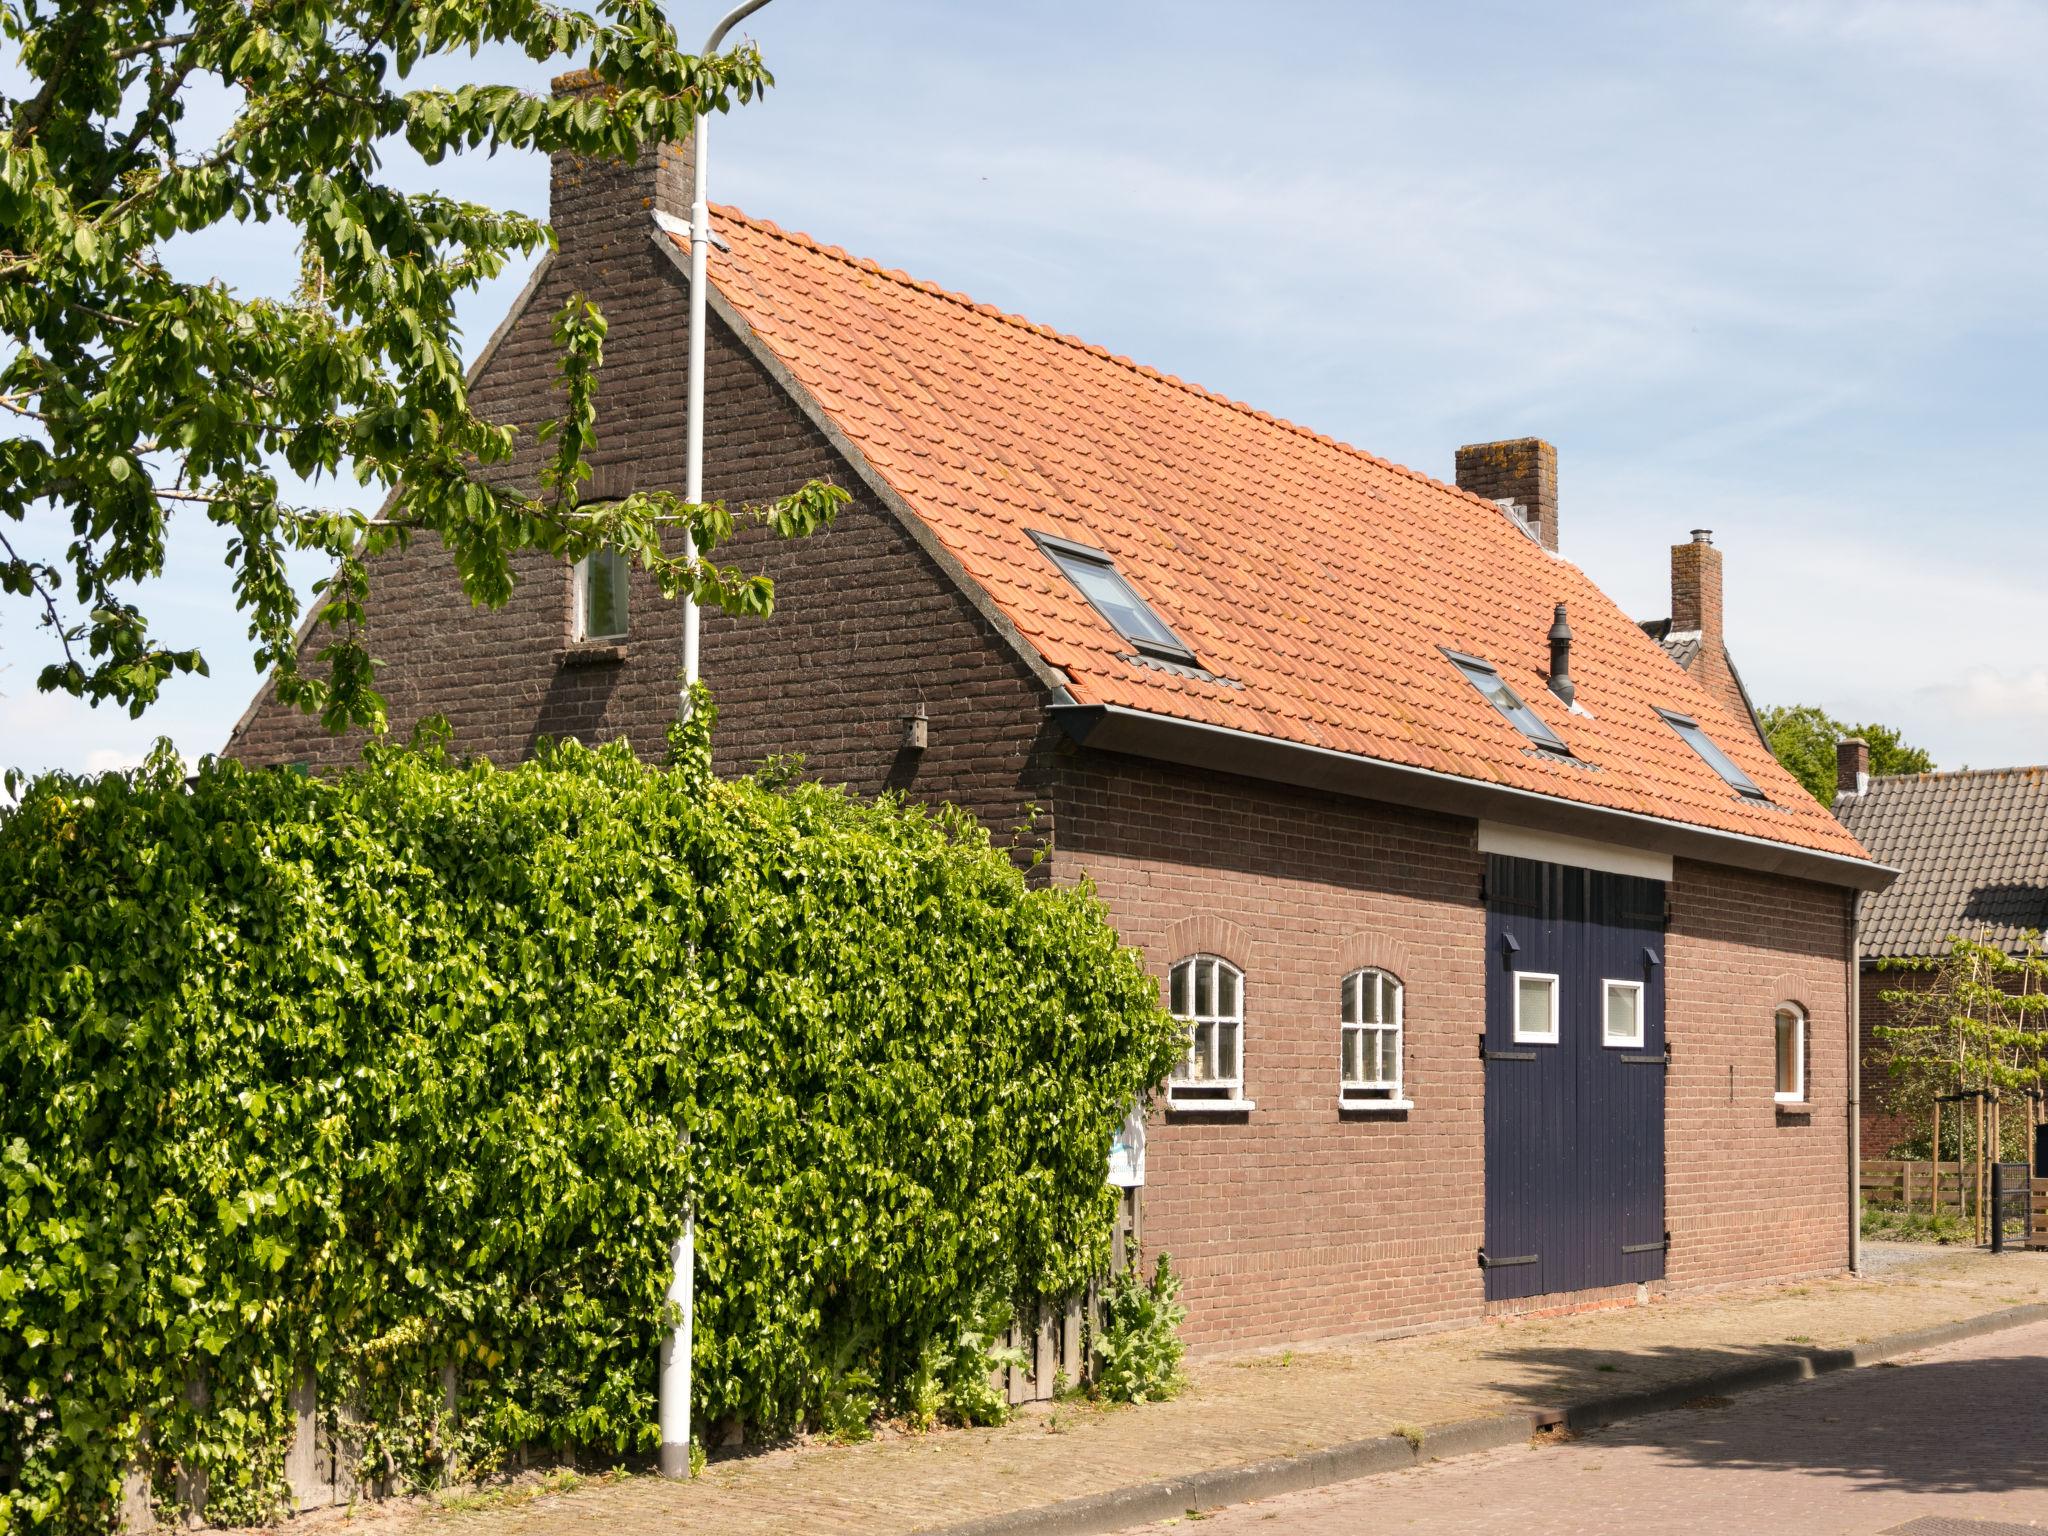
[0,700,1180,1531]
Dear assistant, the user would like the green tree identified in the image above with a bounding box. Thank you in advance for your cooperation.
[1,1,843,732]
[1875,933,2048,1161]
[1761,703,1935,804]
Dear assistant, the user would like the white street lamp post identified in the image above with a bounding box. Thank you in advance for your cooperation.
[659,0,778,1482]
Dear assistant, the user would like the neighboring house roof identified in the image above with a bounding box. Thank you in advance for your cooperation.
[1836,768,2048,959]
[687,209,1873,868]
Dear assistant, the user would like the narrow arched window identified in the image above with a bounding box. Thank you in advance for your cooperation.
[1167,955,1247,1111]
[1341,969,1408,1109]
[1775,1003,1806,1104]
[574,546,630,641]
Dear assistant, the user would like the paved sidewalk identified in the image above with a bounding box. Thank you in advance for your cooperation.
[1128,1314,2048,1534]
[388,1245,2048,1536]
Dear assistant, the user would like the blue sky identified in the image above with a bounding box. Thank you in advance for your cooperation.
[7,0,2046,777]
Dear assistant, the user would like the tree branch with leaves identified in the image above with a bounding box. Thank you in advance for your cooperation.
[1,0,844,732]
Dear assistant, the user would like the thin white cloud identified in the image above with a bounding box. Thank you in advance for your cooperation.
[1724,0,2048,79]
[1946,669,2048,722]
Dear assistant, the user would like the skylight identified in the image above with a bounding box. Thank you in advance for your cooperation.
[1033,533,1196,665]
[1443,650,1569,754]
[1658,709,1768,800]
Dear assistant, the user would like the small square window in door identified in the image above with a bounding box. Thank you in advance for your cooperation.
[1514,973,1559,1044]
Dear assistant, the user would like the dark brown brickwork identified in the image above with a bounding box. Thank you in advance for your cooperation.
[1454,438,1558,551]
[228,134,1057,842]
[1055,753,1853,1351]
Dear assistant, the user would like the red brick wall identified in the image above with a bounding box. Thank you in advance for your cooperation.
[1662,862,1851,1291]
[1056,756,1855,1351]
[1859,964,1932,1155]
[228,142,1056,843]
[1052,752,1490,1350]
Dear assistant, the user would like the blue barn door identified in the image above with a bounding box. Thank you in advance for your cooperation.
[1483,854,1666,1301]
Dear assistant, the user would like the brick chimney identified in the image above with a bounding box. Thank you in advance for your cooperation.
[1837,737,1871,798]
[1669,529,1750,722]
[548,70,693,264]
[1455,438,1558,551]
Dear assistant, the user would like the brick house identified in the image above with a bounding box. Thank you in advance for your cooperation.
[229,105,1894,1349]
[1834,748,2048,1155]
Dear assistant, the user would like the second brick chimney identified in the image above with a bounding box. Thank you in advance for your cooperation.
[1668,529,1750,723]
[1455,438,1558,551]
[1837,738,1871,798]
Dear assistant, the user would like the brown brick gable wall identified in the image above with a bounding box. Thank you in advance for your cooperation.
[229,142,1058,845]
[1054,755,1852,1350]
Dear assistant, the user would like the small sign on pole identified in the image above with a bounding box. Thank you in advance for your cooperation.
[1107,1102,1146,1188]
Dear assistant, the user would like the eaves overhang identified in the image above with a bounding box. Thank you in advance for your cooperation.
[1053,701,1898,894]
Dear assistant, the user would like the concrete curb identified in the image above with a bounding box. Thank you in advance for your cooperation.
[912,1300,2048,1536]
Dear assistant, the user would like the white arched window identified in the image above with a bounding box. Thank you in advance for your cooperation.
[1168,955,1248,1111]
[1775,1003,1807,1104]
[1341,968,1410,1110]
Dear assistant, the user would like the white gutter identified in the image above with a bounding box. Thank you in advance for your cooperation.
[1848,891,1863,1275]
[663,0,779,1482]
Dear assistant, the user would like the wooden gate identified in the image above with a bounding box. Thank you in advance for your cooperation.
[1483,854,1668,1301]
[993,1185,1141,1405]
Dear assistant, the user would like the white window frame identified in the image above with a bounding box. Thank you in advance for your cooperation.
[1775,1003,1807,1104]
[573,548,631,643]
[1166,954,1252,1112]
[1340,967,1411,1111]
[1601,978,1645,1049]
[1513,971,1560,1045]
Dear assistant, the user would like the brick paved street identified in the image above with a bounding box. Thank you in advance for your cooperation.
[1127,1314,2048,1535]
[354,1244,2048,1536]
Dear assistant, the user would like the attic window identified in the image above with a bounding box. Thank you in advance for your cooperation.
[1658,708,1767,800]
[1443,650,1569,755]
[1032,533,1196,665]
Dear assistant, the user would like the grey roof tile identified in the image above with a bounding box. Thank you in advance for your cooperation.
[1639,618,1702,670]
[1835,767,2048,959]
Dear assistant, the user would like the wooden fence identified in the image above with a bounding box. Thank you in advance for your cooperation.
[121,1187,1145,1523]
[993,1184,1142,1407]
[1859,1158,1974,1212]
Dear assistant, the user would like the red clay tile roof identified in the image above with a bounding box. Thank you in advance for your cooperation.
[686,210,1871,864]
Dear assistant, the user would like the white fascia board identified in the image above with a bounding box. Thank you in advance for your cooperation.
[1477,822,1674,883]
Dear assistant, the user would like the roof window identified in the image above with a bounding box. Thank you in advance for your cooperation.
[1444,650,1569,754]
[1658,709,1767,800]
[1033,533,1196,665]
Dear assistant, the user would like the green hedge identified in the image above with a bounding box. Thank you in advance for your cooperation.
[0,702,1178,1531]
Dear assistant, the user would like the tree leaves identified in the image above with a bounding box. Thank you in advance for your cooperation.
[0,713,1178,1529]
[1761,704,1935,805]
[1,0,824,728]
